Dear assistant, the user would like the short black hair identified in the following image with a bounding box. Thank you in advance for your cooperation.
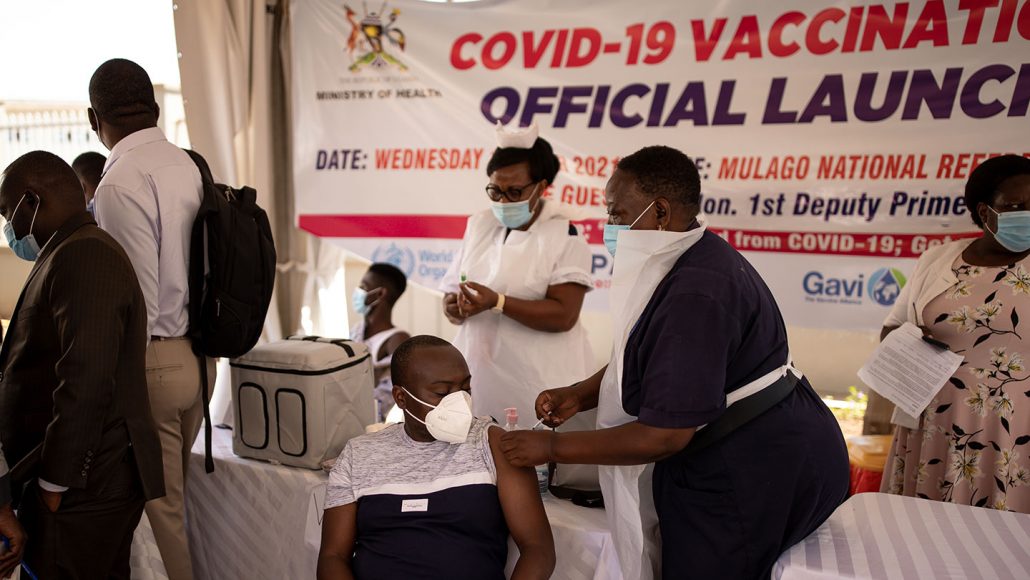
[965,155,1030,227]
[71,151,106,189]
[486,137,561,185]
[89,59,158,120]
[368,262,407,304]
[1,151,84,208]
[390,335,454,387]
[615,146,701,209]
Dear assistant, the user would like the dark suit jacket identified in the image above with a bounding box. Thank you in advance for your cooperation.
[0,212,164,501]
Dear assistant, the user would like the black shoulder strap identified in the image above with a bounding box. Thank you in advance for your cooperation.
[184,149,215,185]
[185,148,215,473]
[187,195,206,349]
[199,357,214,473]
[684,372,800,457]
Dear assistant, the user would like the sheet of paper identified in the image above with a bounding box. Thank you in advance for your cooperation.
[857,322,964,420]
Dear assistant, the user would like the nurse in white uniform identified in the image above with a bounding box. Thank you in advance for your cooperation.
[440,125,594,424]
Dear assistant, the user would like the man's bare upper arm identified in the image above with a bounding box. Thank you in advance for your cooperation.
[320,502,358,558]
[487,427,554,549]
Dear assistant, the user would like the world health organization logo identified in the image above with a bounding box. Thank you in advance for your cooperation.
[371,243,416,277]
[344,2,407,72]
[868,268,907,307]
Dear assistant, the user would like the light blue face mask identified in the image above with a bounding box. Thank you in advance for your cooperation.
[603,200,656,257]
[989,207,1030,253]
[352,287,372,316]
[490,185,541,229]
[86,197,96,218]
[3,193,42,262]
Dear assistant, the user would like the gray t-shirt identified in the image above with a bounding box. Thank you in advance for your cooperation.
[325,417,498,508]
[324,418,509,579]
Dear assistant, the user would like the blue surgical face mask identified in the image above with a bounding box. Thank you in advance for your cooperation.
[989,207,1030,253]
[490,185,541,229]
[3,193,42,262]
[603,200,656,257]
[86,197,96,218]
[352,287,372,316]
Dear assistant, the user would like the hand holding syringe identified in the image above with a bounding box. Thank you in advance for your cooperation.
[504,407,550,431]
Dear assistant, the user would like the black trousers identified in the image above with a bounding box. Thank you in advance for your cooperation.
[19,448,145,580]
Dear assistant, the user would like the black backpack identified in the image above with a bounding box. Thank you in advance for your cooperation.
[185,150,276,471]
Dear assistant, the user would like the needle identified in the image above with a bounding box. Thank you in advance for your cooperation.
[531,417,547,429]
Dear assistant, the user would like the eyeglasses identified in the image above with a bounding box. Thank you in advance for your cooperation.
[485,181,538,203]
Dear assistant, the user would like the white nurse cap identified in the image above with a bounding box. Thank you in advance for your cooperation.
[495,121,538,149]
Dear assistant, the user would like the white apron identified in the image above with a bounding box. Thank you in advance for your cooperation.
[597,220,708,580]
[447,203,595,425]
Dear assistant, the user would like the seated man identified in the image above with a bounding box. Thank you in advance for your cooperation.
[317,335,555,580]
[349,262,410,422]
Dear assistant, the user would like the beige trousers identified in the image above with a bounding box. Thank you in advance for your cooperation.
[144,338,215,580]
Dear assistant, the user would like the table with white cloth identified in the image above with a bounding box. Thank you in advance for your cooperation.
[131,427,619,580]
[130,427,325,580]
[774,493,1030,580]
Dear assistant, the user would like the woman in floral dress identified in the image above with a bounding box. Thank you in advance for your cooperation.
[880,155,1030,512]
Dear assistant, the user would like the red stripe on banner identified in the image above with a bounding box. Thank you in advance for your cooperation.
[299,213,982,259]
[705,228,981,259]
[298,214,470,239]
[568,220,981,258]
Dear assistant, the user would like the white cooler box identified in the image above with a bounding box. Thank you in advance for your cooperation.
[229,336,375,469]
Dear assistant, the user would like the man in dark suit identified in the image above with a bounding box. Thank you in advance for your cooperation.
[0,443,27,579]
[0,150,165,578]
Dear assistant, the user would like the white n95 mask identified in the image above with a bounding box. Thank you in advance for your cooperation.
[400,387,473,444]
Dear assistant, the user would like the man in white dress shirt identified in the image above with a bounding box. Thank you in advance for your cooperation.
[89,58,213,580]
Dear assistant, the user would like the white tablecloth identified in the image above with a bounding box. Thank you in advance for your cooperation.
[131,426,324,580]
[774,493,1030,580]
[132,427,619,579]
[508,495,621,580]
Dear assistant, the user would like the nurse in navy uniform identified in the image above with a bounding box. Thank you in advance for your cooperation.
[500,146,850,580]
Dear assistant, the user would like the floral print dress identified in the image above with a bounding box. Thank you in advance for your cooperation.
[883,256,1030,512]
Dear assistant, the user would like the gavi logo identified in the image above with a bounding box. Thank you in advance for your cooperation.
[802,267,907,307]
[867,268,908,307]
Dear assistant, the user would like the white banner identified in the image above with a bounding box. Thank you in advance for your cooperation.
[291,0,1030,330]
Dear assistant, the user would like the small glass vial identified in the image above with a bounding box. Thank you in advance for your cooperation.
[504,407,519,431]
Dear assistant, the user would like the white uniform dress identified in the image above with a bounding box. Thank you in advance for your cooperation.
[441,200,594,423]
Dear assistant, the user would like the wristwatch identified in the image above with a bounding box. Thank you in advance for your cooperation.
[492,293,506,314]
